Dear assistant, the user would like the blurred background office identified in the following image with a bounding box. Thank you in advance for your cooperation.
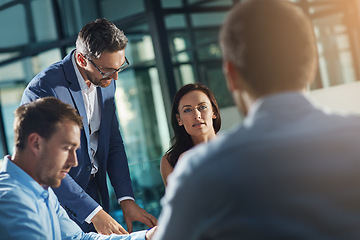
[1,0,360,231]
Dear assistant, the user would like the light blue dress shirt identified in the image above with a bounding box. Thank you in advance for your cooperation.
[0,156,146,240]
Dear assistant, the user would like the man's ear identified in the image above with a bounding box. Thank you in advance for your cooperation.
[76,52,87,67]
[222,60,243,92]
[176,114,183,126]
[27,133,42,156]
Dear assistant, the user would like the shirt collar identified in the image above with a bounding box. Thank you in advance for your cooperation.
[71,51,96,93]
[1,155,49,200]
[243,91,313,127]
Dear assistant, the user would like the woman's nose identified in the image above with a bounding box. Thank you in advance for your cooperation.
[194,109,201,119]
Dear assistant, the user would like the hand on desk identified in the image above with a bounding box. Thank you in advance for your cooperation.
[120,199,158,233]
[91,209,128,235]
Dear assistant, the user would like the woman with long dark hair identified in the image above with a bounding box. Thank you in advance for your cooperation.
[160,83,221,186]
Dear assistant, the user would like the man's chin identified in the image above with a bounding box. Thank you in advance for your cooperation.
[100,79,112,88]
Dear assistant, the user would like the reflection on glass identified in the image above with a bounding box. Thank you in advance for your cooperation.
[112,66,168,230]
[31,49,62,76]
[0,4,28,48]
[313,12,357,89]
[31,0,58,42]
[101,0,145,21]
[0,87,26,155]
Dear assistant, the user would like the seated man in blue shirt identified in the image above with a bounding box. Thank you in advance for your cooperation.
[0,97,155,240]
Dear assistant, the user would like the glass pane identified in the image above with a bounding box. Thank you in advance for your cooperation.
[56,0,97,37]
[312,12,357,89]
[161,0,182,8]
[0,102,7,159]
[101,0,145,21]
[0,4,28,48]
[191,12,227,27]
[0,60,27,83]
[201,64,233,108]
[171,35,192,63]
[188,0,233,7]
[126,34,156,65]
[0,87,26,155]
[31,49,62,78]
[31,0,58,42]
[174,64,196,86]
[108,30,170,230]
[0,52,20,63]
[113,67,168,230]
[0,0,14,6]
[165,14,186,29]
[196,43,221,61]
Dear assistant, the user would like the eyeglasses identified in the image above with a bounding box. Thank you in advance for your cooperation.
[87,56,130,78]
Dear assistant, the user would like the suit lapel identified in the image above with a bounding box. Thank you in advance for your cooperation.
[63,50,91,152]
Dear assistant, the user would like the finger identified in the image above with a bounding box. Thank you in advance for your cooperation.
[118,225,129,235]
[148,215,158,226]
[143,212,158,226]
[140,216,156,228]
[97,227,113,235]
[125,219,133,233]
[109,228,122,235]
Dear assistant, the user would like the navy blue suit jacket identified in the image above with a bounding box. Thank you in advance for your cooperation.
[21,50,134,223]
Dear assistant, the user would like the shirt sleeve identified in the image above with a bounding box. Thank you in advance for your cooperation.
[85,205,103,224]
[55,191,147,240]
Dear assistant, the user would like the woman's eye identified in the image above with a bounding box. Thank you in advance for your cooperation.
[184,108,192,113]
[198,105,207,110]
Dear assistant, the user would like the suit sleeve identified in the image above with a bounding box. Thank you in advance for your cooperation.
[22,78,100,223]
[107,98,134,199]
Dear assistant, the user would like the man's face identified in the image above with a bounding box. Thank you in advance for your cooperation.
[85,50,126,88]
[35,119,80,188]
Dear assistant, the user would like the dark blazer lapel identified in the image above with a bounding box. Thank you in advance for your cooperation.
[63,50,91,145]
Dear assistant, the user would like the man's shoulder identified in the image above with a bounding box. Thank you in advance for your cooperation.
[30,52,74,85]
[178,129,242,172]
[0,173,33,200]
[32,60,67,83]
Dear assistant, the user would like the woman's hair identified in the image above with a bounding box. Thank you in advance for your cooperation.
[166,83,221,168]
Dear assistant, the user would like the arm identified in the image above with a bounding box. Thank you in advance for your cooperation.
[160,155,174,187]
[153,153,205,240]
[54,189,148,240]
[22,77,100,223]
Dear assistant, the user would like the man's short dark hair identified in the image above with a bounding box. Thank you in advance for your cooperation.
[14,97,83,151]
[76,18,128,59]
[219,0,318,94]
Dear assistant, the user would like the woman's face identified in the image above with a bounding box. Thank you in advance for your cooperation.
[176,90,217,142]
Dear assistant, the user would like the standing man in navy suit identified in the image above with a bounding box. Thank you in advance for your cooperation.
[21,18,157,235]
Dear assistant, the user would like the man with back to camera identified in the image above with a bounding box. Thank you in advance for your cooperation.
[21,18,157,234]
[153,0,360,239]
[0,97,156,239]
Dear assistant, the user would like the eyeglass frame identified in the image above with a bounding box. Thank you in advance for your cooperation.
[86,56,130,78]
